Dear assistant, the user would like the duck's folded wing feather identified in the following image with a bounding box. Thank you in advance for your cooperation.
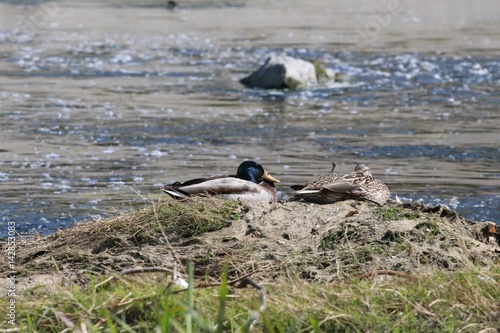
[175,178,261,195]
[321,180,360,193]
[163,186,190,199]
[175,174,230,187]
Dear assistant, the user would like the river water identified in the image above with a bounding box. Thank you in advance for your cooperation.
[1,0,499,238]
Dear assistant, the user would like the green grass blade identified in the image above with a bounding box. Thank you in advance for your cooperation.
[187,262,194,333]
[216,265,228,333]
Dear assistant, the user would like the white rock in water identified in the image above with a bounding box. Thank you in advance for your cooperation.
[240,55,319,89]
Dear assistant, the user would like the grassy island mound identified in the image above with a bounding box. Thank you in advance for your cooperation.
[1,198,499,332]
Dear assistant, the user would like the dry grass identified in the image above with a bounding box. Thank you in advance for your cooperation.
[1,197,241,278]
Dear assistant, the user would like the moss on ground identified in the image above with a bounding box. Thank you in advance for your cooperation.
[376,205,420,221]
[134,198,241,239]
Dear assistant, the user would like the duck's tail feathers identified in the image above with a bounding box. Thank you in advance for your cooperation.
[163,186,189,200]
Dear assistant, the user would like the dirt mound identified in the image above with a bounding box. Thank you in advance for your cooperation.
[1,199,499,289]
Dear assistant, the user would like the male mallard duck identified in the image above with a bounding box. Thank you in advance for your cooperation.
[163,160,280,203]
[290,163,389,206]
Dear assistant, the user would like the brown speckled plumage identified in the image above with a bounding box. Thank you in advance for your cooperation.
[291,163,389,205]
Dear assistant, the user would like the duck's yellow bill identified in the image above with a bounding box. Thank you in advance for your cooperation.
[262,170,280,183]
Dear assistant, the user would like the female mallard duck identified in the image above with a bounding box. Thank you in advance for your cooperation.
[290,163,389,206]
[163,160,280,203]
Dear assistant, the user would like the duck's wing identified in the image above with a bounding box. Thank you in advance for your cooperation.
[290,170,339,192]
[174,174,230,187]
[321,180,360,193]
[163,174,231,199]
[292,172,372,195]
[293,173,349,192]
[173,177,255,195]
[163,186,190,199]
[322,174,373,192]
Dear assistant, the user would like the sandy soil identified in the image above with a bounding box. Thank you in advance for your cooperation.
[1,200,499,291]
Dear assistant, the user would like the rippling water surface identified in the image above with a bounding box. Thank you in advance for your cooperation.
[1,0,499,238]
